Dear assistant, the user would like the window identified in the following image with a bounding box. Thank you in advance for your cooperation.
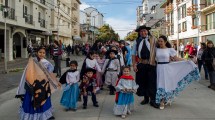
[192,0,198,4]
[178,24,181,32]
[38,12,41,22]
[182,4,186,18]
[68,8,70,14]
[182,21,187,31]
[68,23,70,28]
[23,5,28,17]
[206,13,213,30]
[171,11,174,23]
[178,8,181,20]
[192,16,198,27]
[171,24,174,35]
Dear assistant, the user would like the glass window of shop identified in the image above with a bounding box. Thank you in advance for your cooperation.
[206,13,213,30]
[206,35,215,43]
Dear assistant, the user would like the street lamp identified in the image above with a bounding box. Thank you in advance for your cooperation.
[3,6,9,73]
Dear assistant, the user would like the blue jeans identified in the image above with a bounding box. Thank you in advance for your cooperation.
[198,59,208,79]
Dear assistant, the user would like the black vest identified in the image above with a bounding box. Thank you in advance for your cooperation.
[136,38,150,59]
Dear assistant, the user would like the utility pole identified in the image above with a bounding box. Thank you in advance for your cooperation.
[176,3,179,57]
[3,6,8,73]
[57,0,60,41]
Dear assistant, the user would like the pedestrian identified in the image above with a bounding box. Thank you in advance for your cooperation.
[16,46,60,120]
[125,41,132,66]
[155,36,200,109]
[102,50,120,95]
[197,42,208,80]
[202,40,215,90]
[13,42,16,59]
[179,43,184,58]
[113,66,139,119]
[184,42,191,60]
[59,60,80,111]
[79,68,99,109]
[96,53,106,90]
[52,40,63,77]
[131,25,159,108]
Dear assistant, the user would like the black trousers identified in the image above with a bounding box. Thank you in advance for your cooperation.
[83,87,98,106]
[136,63,157,102]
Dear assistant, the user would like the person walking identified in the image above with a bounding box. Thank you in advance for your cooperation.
[179,43,184,58]
[131,25,159,108]
[155,36,200,110]
[197,42,208,80]
[202,40,215,90]
[53,40,63,77]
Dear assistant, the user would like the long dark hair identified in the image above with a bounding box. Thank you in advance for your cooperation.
[157,35,172,48]
[206,40,214,48]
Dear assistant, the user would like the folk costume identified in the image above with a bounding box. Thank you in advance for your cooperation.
[79,68,99,108]
[132,25,158,107]
[60,69,80,110]
[16,57,60,120]
[155,48,200,104]
[96,56,106,88]
[125,41,132,66]
[113,75,139,116]
[102,50,121,95]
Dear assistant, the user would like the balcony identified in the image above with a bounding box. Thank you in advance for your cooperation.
[1,6,16,20]
[24,14,33,25]
[39,0,46,5]
[200,1,215,12]
[40,19,45,28]
[72,3,78,10]
[201,22,215,32]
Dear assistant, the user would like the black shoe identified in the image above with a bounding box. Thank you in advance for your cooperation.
[93,103,99,107]
[205,77,209,80]
[65,108,69,112]
[150,102,159,109]
[48,116,55,120]
[140,99,149,105]
[208,85,211,88]
[109,91,115,95]
[83,106,87,109]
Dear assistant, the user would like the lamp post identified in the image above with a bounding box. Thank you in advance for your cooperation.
[3,6,9,73]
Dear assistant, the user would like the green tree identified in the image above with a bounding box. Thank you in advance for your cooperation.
[97,25,119,42]
[125,32,138,41]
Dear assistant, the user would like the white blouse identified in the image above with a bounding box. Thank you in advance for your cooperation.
[66,71,80,85]
[85,58,101,72]
[156,48,177,62]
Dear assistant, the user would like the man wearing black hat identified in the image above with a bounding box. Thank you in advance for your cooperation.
[131,25,159,108]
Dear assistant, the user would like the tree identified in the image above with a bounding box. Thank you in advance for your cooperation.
[125,32,138,41]
[97,25,119,42]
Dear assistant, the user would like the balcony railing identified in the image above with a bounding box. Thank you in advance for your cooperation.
[40,0,46,5]
[1,6,16,20]
[25,14,33,25]
[201,22,215,31]
[72,3,78,10]
[40,19,45,28]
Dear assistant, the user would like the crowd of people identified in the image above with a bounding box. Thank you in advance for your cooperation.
[15,25,215,120]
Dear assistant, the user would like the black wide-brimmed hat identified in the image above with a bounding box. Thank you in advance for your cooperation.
[135,25,151,32]
[85,68,96,74]
[107,49,118,55]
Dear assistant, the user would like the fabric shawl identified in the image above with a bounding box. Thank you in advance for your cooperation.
[115,75,134,103]
[25,57,61,108]
[149,36,156,66]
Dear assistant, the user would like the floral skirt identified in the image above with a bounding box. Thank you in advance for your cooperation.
[20,92,53,120]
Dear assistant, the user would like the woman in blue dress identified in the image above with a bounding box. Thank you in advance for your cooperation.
[125,41,132,66]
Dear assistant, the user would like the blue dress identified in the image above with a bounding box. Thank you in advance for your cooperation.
[125,46,132,66]
[113,77,139,115]
[18,58,54,120]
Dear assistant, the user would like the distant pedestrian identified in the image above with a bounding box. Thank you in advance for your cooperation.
[197,42,208,80]
[202,40,215,90]
[113,66,139,119]
[53,40,63,77]
[179,43,184,58]
[60,60,80,111]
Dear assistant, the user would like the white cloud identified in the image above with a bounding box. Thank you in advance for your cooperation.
[80,2,91,11]
[105,18,136,39]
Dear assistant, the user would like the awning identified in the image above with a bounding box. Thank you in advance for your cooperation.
[73,35,81,40]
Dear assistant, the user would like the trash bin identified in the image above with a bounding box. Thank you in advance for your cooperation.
[66,57,70,67]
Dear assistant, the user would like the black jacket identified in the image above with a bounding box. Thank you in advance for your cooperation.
[202,47,215,72]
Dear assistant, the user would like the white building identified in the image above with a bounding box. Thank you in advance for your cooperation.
[161,0,215,44]
[0,0,52,61]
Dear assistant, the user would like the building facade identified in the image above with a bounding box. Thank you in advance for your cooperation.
[161,0,215,45]
[0,0,52,61]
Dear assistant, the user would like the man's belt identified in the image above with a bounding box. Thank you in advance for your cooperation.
[157,62,169,64]
[138,59,149,64]
[106,68,117,71]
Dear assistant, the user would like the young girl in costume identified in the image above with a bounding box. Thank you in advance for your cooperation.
[113,66,139,119]
[60,60,80,111]
[16,46,60,120]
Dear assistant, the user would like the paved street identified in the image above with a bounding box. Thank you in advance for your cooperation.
[0,55,215,120]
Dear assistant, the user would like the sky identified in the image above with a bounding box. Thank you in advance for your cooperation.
[80,0,142,39]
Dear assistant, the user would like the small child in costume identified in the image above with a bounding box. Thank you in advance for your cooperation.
[60,60,80,111]
[79,68,99,109]
[96,53,106,90]
[113,66,139,119]
[102,50,120,95]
